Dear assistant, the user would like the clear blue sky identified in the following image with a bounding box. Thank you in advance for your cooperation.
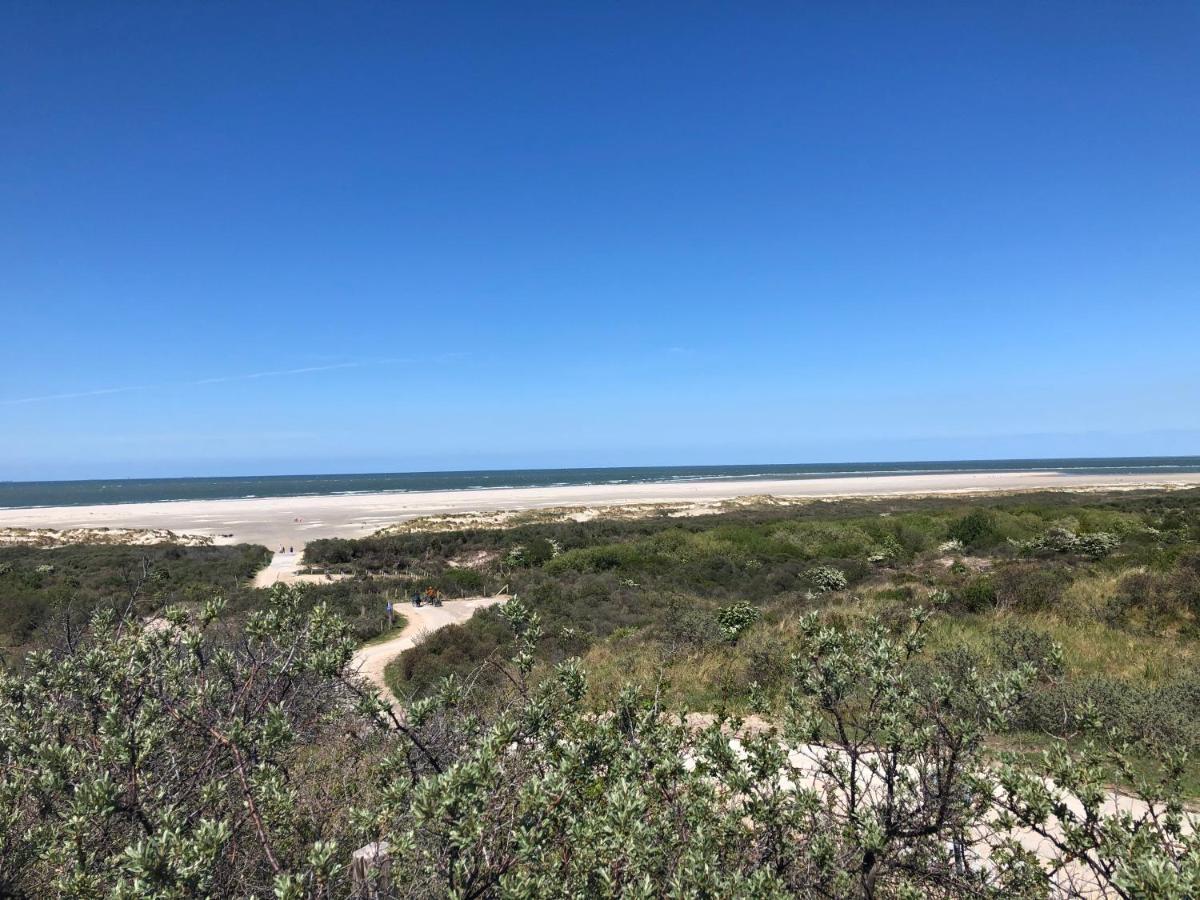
[2,2,1198,480]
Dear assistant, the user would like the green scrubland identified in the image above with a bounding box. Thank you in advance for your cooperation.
[304,489,1200,777]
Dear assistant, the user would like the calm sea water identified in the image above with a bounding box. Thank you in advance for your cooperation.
[2,457,1199,509]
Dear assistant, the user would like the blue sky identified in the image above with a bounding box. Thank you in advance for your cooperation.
[2,2,1198,480]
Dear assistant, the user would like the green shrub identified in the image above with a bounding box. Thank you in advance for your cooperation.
[659,597,720,651]
[1171,552,1200,618]
[867,534,904,563]
[1105,570,1176,625]
[442,567,486,594]
[715,601,760,643]
[1023,527,1121,559]
[992,563,1071,613]
[522,537,557,566]
[1017,674,1200,752]
[805,565,847,593]
[956,575,997,612]
[1077,531,1121,559]
[948,510,1000,550]
[0,586,362,895]
[505,540,565,568]
[992,623,1064,681]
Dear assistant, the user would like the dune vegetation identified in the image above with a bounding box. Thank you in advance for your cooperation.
[303,490,1200,788]
[4,488,1200,896]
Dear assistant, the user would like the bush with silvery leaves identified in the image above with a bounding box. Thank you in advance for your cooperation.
[715,600,760,643]
[1075,531,1121,559]
[3,586,1198,897]
[805,564,847,593]
[867,534,903,564]
[1019,527,1121,560]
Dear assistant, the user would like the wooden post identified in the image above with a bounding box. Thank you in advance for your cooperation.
[350,841,391,897]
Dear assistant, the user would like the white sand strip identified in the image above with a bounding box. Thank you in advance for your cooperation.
[2,470,1198,553]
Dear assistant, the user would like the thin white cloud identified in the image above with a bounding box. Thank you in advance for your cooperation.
[0,384,154,405]
[1,359,411,406]
[191,361,366,385]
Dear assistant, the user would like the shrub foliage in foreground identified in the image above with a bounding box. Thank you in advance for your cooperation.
[1,586,1198,898]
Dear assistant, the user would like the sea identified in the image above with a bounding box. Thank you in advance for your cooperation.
[2,457,1199,509]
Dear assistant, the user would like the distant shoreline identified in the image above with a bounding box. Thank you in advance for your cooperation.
[2,469,1199,553]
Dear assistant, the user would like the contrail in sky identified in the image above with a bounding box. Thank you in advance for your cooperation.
[1,360,399,406]
[191,361,366,385]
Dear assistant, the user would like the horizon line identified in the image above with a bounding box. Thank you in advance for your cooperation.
[4,453,1200,486]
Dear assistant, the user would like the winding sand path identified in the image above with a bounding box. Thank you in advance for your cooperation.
[351,595,508,699]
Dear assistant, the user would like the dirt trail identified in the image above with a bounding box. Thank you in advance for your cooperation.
[253,550,301,587]
[252,550,350,588]
[246,554,505,698]
[351,596,508,699]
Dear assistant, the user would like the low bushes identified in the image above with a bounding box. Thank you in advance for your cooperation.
[318,489,1200,733]
[1104,554,1200,625]
[991,563,1073,612]
[1016,674,1200,752]
[0,543,270,665]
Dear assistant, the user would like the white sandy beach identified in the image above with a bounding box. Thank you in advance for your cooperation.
[3,470,1199,553]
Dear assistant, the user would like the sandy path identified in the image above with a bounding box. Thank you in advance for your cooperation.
[251,550,352,588]
[351,596,508,699]
[4,471,1199,554]
[252,550,303,587]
